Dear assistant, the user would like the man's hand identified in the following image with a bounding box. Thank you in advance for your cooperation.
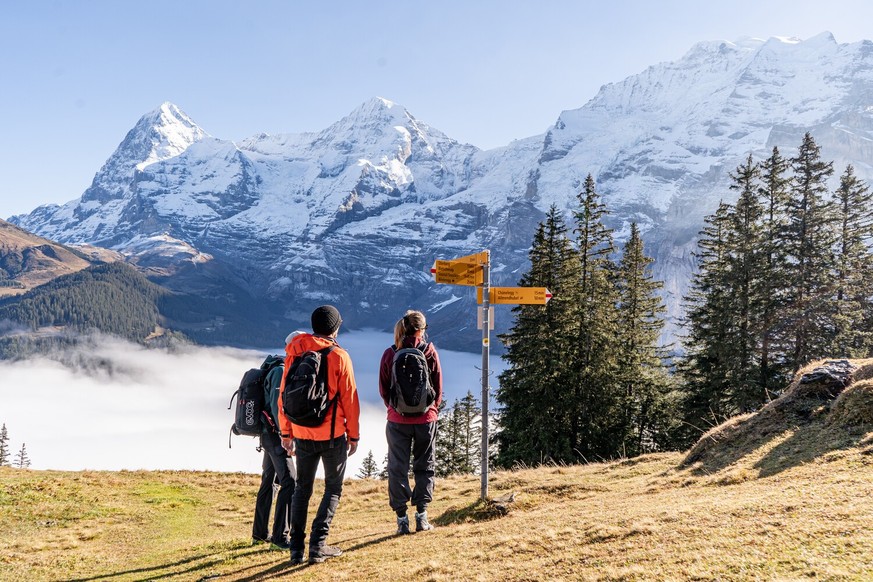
[347,440,358,457]
[281,437,296,456]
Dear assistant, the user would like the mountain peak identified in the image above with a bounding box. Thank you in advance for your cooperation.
[79,103,209,205]
[129,102,209,169]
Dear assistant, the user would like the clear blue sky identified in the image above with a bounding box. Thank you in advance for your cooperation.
[3,0,873,219]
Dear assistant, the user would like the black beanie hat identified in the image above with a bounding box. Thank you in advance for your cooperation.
[311,305,342,335]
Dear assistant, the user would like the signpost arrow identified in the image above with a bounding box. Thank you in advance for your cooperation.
[477,286,553,305]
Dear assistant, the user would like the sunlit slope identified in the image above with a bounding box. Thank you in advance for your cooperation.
[1,360,872,581]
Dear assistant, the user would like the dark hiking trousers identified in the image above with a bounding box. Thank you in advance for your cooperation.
[289,435,348,553]
[253,431,296,543]
[386,421,437,513]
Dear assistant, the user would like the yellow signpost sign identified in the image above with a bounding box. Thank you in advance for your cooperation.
[451,251,489,265]
[430,259,483,286]
[477,286,553,305]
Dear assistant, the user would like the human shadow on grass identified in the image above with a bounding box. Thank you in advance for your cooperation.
[66,542,273,582]
[229,532,395,582]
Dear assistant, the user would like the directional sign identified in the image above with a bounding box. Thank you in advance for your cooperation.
[477,286,552,305]
[431,260,483,286]
[451,251,489,265]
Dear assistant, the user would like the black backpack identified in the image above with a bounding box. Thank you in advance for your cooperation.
[389,342,435,416]
[282,346,337,430]
[228,355,283,447]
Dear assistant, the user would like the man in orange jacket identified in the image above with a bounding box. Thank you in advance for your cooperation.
[279,305,360,566]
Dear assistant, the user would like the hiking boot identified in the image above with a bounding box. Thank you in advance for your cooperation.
[308,544,343,564]
[289,550,305,565]
[251,536,268,546]
[415,510,434,532]
[269,537,292,550]
[396,515,411,535]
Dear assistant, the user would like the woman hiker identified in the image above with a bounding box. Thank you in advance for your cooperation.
[378,309,443,534]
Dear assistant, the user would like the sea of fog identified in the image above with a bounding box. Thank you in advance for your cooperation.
[0,330,504,478]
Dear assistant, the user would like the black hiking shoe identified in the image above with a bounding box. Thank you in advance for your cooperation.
[252,536,269,545]
[415,510,434,532]
[290,550,305,565]
[308,544,343,564]
[396,515,411,535]
[269,537,292,550]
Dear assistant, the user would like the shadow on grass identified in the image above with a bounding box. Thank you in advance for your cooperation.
[66,541,276,582]
[436,498,508,525]
[225,532,396,582]
[682,392,871,479]
[754,421,870,477]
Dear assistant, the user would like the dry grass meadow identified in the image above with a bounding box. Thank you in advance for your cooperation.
[3,359,873,581]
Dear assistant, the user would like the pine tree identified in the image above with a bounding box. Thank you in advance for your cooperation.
[356,450,379,479]
[455,391,481,474]
[496,205,581,466]
[436,398,464,476]
[756,146,793,397]
[785,133,836,370]
[614,223,673,455]
[14,443,30,469]
[680,202,735,443]
[0,424,9,467]
[725,154,769,412]
[831,164,873,356]
[571,174,621,460]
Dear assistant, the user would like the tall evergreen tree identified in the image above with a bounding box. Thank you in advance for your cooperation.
[497,205,581,466]
[680,202,735,443]
[725,154,769,412]
[756,146,793,395]
[785,133,836,369]
[831,164,873,356]
[356,450,379,479]
[0,424,9,467]
[570,174,621,459]
[614,223,673,455]
[14,443,30,469]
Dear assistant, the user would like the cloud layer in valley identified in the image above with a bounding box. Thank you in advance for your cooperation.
[0,330,501,478]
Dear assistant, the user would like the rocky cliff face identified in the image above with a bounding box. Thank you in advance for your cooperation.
[12,34,873,350]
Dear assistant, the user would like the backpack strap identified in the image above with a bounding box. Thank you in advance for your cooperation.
[317,346,339,447]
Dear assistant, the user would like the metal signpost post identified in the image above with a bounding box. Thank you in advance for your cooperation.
[479,250,491,500]
[431,251,551,501]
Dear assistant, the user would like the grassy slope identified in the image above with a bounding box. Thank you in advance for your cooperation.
[3,364,873,581]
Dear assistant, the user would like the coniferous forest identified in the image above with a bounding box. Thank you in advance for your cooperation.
[493,132,873,468]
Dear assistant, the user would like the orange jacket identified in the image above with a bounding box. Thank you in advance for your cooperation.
[278,333,360,443]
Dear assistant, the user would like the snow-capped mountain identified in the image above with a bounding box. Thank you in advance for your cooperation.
[12,33,873,350]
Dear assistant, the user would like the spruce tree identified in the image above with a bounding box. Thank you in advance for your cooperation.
[455,391,481,474]
[0,424,9,467]
[14,443,30,469]
[496,205,581,466]
[614,223,673,455]
[831,164,873,356]
[756,146,793,396]
[725,154,768,412]
[436,398,464,476]
[571,174,621,460]
[785,133,836,369]
[680,202,735,443]
[356,450,379,479]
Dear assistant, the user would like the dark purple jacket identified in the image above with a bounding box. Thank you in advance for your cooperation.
[379,337,443,424]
